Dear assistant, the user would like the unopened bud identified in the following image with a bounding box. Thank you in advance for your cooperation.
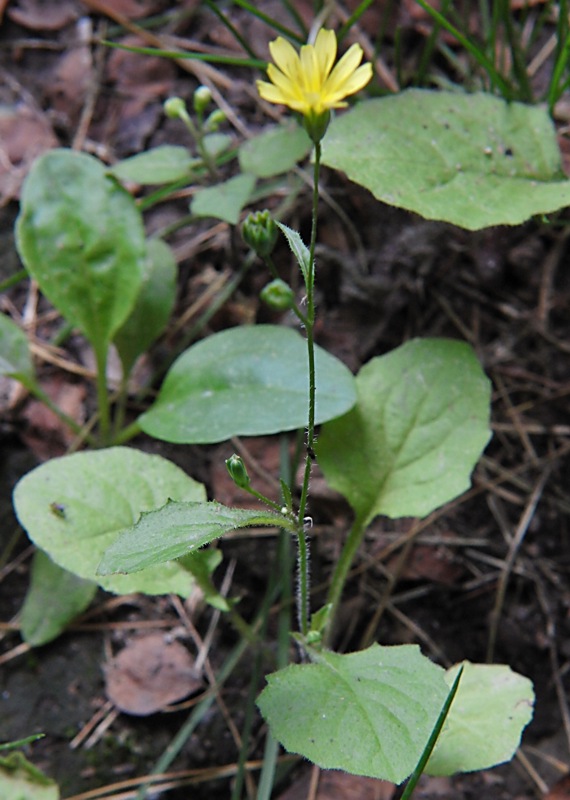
[205,109,226,132]
[225,454,250,489]
[164,96,188,120]
[260,279,295,311]
[193,85,212,114]
[241,210,278,257]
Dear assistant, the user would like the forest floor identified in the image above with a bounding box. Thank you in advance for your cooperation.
[1,2,570,799]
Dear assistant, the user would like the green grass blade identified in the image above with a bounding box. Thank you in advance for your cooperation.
[337,0,375,43]
[102,39,267,69]
[228,0,304,43]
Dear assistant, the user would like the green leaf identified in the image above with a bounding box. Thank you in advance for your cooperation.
[0,751,59,800]
[12,448,206,596]
[139,325,357,443]
[322,91,570,230]
[191,173,256,224]
[110,145,200,184]
[113,238,177,374]
[426,662,534,776]
[317,339,491,525]
[203,133,233,158]
[239,124,312,177]
[0,313,33,382]
[15,149,146,348]
[178,549,229,611]
[20,550,97,646]
[276,222,310,285]
[257,644,449,784]
[98,500,292,575]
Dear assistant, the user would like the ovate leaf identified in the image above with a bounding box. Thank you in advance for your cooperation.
[322,91,570,230]
[257,644,448,784]
[0,313,34,382]
[98,500,293,575]
[16,149,146,348]
[20,550,97,646]
[110,145,199,184]
[191,173,256,224]
[317,339,491,525]
[113,238,177,374]
[139,325,356,443]
[239,124,312,177]
[426,662,534,775]
[13,448,206,596]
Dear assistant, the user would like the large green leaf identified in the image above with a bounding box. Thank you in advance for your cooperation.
[113,238,177,374]
[15,149,146,349]
[12,448,206,596]
[426,662,534,775]
[0,313,34,382]
[139,325,357,443]
[322,91,570,230]
[239,124,312,177]
[317,339,491,525]
[257,644,448,784]
[98,500,294,575]
[0,752,59,800]
[20,550,97,647]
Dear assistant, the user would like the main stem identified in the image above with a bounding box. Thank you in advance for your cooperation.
[296,141,321,637]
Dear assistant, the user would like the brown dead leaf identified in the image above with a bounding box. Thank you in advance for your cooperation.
[545,774,570,800]
[211,438,283,509]
[21,375,86,460]
[0,104,58,206]
[104,633,202,716]
[277,769,395,800]
[7,0,78,30]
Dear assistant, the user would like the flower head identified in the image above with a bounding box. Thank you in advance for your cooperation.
[257,29,372,141]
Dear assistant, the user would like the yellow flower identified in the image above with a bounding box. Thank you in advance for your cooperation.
[257,28,372,141]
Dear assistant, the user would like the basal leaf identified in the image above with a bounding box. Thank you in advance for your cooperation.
[239,124,312,177]
[257,644,448,784]
[15,149,146,349]
[110,145,199,184]
[139,325,356,443]
[191,173,256,224]
[322,91,570,230]
[98,500,292,575]
[426,662,534,776]
[12,448,206,596]
[0,313,34,382]
[317,339,491,524]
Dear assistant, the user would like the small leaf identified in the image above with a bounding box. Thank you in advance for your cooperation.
[276,222,310,285]
[0,313,34,382]
[15,149,146,349]
[139,325,356,443]
[191,173,256,224]
[20,550,97,646]
[203,133,233,158]
[322,91,570,230]
[257,644,449,784]
[110,146,199,184]
[426,662,534,776]
[317,339,491,525]
[239,124,312,177]
[0,751,59,800]
[12,448,206,596]
[98,500,292,575]
[113,238,177,374]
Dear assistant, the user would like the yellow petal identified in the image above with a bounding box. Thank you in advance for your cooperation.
[325,43,364,92]
[313,28,337,83]
[269,37,302,83]
[300,42,320,92]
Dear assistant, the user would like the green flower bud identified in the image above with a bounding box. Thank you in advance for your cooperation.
[241,210,278,257]
[303,109,331,144]
[260,279,295,311]
[225,454,250,489]
[164,96,188,120]
[204,109,226,132]
[193,85,212,114]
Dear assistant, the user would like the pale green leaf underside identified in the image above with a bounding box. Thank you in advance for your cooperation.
[427,662,534,775]
[317,338,491,524]
[322,90,570,230]
[257,644,448,784]
[0,751,59,800]
[12,448,206,596]
[139,325,356,443]
[98,500,292,575]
